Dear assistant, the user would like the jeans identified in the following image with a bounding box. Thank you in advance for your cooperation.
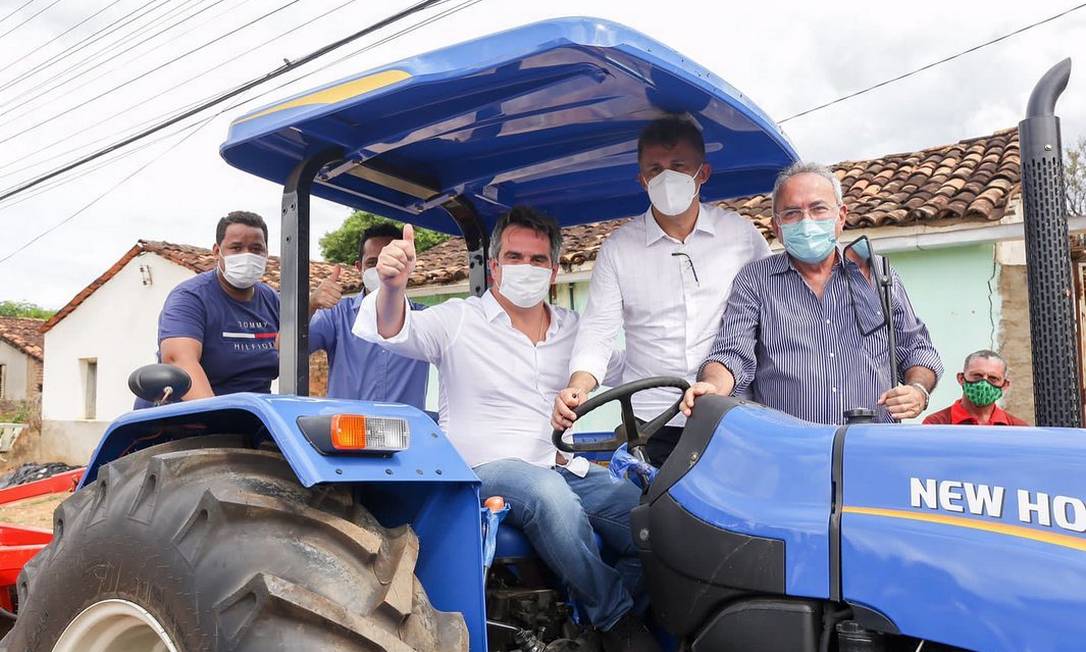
[474,458,644,630]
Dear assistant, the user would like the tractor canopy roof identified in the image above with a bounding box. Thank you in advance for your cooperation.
[220,17,799,235]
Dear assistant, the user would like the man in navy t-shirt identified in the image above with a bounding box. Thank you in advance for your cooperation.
[308,222,429,408]
[148,211,279,403]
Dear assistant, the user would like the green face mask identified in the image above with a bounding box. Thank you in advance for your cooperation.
[962,379,1003,407]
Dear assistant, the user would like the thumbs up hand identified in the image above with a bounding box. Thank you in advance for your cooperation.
[377,224,417,291]
[310,263,343,311]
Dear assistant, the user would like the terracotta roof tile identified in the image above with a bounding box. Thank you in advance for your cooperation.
[0,316,44,360]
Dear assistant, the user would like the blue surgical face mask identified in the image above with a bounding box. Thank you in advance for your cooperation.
[780,218,837,263]
[849,238,871,260]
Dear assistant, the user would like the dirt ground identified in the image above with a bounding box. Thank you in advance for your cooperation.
[0,492,67,531]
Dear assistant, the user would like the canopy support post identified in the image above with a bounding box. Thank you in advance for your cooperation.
[442,197,489,297]
[279,149,343,396]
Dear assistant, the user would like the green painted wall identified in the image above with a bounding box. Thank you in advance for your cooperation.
[412,242,1000,429]
[886,243,1001,420]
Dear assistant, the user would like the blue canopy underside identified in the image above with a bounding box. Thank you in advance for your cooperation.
[221,17,799,235]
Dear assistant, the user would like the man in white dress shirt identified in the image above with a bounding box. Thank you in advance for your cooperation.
[353,206,658,652]
[553,116,772,465]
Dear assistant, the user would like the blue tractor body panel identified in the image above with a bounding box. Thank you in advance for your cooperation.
[81,394,489,651]
[219,17,797,234]
[667,403,837,598]
[841,423,1086,651]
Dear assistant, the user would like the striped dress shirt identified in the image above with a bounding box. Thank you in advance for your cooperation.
[701,249,943,424]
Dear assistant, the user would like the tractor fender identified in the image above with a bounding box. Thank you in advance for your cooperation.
[80,392,477,488]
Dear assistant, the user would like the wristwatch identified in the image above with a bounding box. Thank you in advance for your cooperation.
[908,382,930,410]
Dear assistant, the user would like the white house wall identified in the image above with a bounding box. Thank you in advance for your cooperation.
[41,253,194,463]
[0,341,30,401]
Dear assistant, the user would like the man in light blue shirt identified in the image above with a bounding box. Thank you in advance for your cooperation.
[309,223,429,407]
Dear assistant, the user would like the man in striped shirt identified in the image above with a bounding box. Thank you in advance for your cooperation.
[682,162,942,424]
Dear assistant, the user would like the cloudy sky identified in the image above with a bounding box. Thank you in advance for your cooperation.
[1,0,1084,308]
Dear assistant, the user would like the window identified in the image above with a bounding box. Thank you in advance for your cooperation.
[0,364,5,400]
[81,359,97,420]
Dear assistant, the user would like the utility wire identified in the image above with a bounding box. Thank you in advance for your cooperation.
[0,0,354,180]
[0,0,39,28]
[0,0,447,203]
[2,0,126,76]
[780,2,1086,123]
[0,115,217,265]
[0,0,230,123]
[0,0,64,42]
[0,0,170,95]
[0,0,483,265]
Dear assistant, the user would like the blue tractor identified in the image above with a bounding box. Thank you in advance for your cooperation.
[3,17,1084,652]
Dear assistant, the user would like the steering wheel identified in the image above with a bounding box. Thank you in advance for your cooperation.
[551,376,690,455]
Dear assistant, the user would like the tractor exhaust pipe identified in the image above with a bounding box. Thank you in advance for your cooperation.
[1019,58,1082,428]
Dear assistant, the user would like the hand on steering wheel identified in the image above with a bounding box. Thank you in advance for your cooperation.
[551,376,690,454]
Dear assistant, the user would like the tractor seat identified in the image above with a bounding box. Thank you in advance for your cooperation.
[494,526,606,562]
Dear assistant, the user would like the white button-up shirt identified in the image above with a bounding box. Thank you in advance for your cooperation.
[569,202,771,424]
[354,289,623,470]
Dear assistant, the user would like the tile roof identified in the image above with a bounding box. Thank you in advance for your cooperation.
[0,316,45,360]
[42,241,361,333]
[410,127,1021,287]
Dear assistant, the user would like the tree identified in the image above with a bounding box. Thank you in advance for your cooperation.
[318,211,449,265]
[0,300,54,319]
[1065,136,1086,217]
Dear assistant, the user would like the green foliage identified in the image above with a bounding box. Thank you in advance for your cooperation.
[1065,137,1086,217]
[318,211,449,265]
[0,300,54,319]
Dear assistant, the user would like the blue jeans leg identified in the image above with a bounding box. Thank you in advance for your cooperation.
[558,464,645,605]
[475,459,633,629]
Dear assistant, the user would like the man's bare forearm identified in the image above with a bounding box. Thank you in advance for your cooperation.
[567,370,598,394]
[376,286,408,339]
[698,360,737,396]
[903,366,936,392]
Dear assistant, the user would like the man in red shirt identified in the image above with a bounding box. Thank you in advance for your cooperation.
[923,349,1029,426]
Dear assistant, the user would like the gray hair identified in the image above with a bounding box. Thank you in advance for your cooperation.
[489,205,562,264]
[963,349,1008,375]
[771,161,844,217]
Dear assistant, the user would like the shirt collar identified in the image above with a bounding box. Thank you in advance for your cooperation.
[482,289,506,323]
[949,398,1013,425]
[351,292,366,311]
[642,202,714,246]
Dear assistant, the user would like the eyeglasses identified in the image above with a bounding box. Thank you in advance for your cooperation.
[964,373,1006,386]
[671,251,700,286]
[775,202,839,224]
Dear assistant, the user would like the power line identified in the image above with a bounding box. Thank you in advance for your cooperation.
[0,0,482,262]
[0,0,173,96]
[0,0,448,203]
[0,0,39,28]
[0,0,356,180]
[0,0,170,95]
[2,0,126,76]
[0,115,217,265]
[0,0,64,42]
[0,0,229,123]
[780,2,1086,124]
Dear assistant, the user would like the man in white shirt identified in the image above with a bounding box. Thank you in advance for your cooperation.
[553,116,772,464]
[353,207,658,652]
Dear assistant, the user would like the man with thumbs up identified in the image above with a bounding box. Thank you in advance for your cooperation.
[308,222,429,407]
[354,208,656,652]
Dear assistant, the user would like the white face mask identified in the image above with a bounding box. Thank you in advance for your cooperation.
[646,166,702,217]
[362,267,380,294]
[498,264,552,308]
[220,252,267,289]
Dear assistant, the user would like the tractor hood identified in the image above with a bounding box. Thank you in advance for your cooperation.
[220,17,799,234]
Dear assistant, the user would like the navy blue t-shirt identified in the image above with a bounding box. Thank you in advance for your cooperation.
[157,270,280,395]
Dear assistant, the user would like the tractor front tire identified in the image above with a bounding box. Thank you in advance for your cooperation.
[1,435,468,651]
